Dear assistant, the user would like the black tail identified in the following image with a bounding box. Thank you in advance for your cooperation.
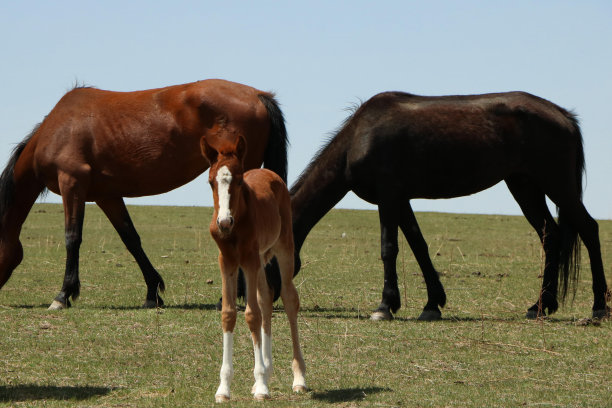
[0,124,41,224]
[258,93,288,183]
[557,113,584,301]
[257,93,288,302]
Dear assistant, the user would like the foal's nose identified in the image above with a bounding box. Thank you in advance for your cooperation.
[217,216,234,231]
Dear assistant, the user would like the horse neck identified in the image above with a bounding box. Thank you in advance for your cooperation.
[290,141,350,252]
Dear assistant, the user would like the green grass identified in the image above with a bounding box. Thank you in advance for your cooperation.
[1,203,610,407]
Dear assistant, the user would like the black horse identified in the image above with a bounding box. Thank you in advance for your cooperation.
[290,91,609,320]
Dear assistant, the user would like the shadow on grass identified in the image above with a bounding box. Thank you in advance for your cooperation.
[0,384,113,402]
[311,386,390,403]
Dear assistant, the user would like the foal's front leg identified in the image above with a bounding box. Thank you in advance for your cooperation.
[243,258,270,400]
[215,254,238,403]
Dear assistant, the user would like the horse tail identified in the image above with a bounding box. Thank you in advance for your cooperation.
[258,93,289,183]
[557,112,583,302]
[0,123,44,225]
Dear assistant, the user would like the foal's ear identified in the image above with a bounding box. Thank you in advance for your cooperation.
[235,135,247,162]
[200,137,218,164]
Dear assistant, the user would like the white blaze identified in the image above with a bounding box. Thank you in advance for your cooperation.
[216,165,233,223]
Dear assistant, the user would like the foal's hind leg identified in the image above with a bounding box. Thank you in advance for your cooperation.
[398,201,446,321]
[506,177,560,318]
[49,172,88,310]
[275,248,307,393]
[96,198,165,308]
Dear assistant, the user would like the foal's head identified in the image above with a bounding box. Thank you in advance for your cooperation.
[202,135,247,235]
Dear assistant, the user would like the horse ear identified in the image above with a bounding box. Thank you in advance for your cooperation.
[201,137,218,164]
[235,135,247,162]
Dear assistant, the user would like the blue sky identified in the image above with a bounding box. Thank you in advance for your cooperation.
[1,1,611,219]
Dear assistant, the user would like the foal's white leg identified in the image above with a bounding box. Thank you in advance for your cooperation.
[251,333,270,400]
[261,327,273,384]
[215,332,234,402]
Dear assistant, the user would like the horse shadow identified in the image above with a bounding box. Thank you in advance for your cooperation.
[0,384,112,402]
[311,386,390,403]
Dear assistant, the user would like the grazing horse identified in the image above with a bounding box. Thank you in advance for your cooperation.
[202,135,306,402]
[290,91,609,321]
[0,79,288,309]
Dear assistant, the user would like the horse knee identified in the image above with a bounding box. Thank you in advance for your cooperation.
[245,308,262,332]
[381,242,398,262]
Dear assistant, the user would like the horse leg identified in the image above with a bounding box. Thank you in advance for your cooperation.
[275,246,307,393]
[49,172,87,310]
[398,201,446,321]
[242,255,269,400]
[215,252,238,403]
[256,263,274,390]
[371,202,401,321]
[96,198,165,308]
[506,177,560,318]
[555,200,609,318]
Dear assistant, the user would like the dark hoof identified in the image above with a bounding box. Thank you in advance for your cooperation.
[418,309,442,321]
[592,307,610,319]
[370,309,393,321]
[526,309,546,319]
[143,297,164,309]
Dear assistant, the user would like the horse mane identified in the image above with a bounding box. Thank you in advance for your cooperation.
[289,99,363,195]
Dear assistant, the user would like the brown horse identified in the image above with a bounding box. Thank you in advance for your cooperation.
[202,135,306,402]
[290,91,610,320]
[0,79,288,309]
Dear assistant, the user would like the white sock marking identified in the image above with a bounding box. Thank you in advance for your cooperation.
[216,332,234,400]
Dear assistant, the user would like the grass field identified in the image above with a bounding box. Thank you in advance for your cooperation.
[0,203,610,407]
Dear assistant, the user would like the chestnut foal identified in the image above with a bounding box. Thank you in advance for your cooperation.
[202,135,306,402]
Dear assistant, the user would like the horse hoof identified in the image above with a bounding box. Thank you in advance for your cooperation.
[370,310,393,321]
[48,300,67,311]
[417,309,442,321]
[215,394,230,403]
[293,384,308,393]
[142,300,159,309]
[592,307,610,319]
[525,309,545,319]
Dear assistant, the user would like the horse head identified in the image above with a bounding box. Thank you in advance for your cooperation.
[202,135,247,236]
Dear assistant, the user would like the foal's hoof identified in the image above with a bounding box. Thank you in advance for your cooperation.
[48,300,67,311]
[592,307,610,319]
[417,309,442,321]
[215,394,230,403]
[253,393,270,401]
[293,385,308,393]
[370,309,393,321]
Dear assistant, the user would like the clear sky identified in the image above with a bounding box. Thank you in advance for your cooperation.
[1,1,611,219]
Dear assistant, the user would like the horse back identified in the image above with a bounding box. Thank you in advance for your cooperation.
[243,168,292,253]
[26,80,272,198]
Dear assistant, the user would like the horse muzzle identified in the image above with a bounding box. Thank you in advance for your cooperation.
[217,215,234,233]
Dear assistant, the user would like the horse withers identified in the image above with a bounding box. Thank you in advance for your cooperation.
[0,79,288,309]
[202,134,306,402]
[290,91,609,321]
